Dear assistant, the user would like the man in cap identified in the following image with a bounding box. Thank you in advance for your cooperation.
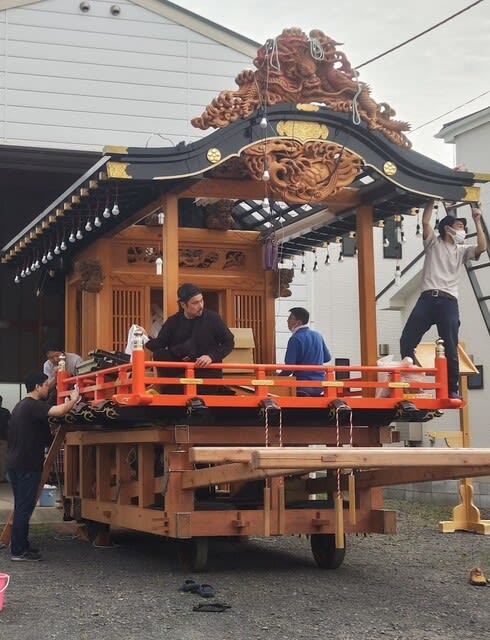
[144,283,234,393]
[400,199,486,400]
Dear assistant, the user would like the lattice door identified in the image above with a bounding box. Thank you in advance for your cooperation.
[112,288,144,352]
[233,292,264,362]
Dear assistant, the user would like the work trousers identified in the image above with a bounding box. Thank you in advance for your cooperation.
[8,468,41,556]
[400,294,460,395]
[0,440,7,481]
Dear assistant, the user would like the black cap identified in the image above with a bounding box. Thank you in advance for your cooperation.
[438,215,467,234]
[177,283,202,303]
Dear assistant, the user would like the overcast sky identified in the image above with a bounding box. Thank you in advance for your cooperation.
[174,0,489,168]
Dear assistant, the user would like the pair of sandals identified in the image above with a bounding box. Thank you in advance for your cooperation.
[180,579,231,612]
[179,579,215,598]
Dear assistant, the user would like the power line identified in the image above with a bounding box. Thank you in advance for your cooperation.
[355,0,486,69]
[411,91,489,132]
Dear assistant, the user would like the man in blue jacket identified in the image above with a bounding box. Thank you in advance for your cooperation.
[280,307,331,396]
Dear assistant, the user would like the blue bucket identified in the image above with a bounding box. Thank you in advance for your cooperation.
[39,485,56,507]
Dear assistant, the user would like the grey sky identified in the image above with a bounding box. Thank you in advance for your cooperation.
[175,0,489,168]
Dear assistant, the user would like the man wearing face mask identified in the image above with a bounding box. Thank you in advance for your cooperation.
[400,199,486,400]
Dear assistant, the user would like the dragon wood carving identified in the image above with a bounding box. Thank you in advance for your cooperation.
[243,139,362,203]
[192,28,410,148]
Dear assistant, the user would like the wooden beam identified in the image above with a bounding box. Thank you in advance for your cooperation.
[173,180,361,212]
[189,446,258,464]
[163,193,179,317]
[181,462,303,490]
[356,205,378,372]
[250,447,490,470]
[356,465,490,488]
[174,178,267,200]
[105,195,165,236]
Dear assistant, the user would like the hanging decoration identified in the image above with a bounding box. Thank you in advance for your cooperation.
[324,242,331,266]
[155,255,163,276]
[395,262,401,287]
[415,208,421,236]
[263,234,279,270]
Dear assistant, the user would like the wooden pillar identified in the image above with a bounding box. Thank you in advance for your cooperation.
[162,194,179,318]
[356,205,378,367]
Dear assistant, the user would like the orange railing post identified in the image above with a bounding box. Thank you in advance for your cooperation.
[434,338,449,400]
[56,352,69,403]
[131,328,146,396]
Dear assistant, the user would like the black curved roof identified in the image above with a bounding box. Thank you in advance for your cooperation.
[1,103,486,272]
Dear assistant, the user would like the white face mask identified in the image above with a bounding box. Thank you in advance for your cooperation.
[453,229,466,244]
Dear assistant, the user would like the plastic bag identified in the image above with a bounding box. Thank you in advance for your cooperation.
[375,355,426,397]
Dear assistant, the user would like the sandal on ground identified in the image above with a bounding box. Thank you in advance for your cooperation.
[469,567,488,586]
[193,602,231,612]
[196,583,215,598]
[179,579,200,593]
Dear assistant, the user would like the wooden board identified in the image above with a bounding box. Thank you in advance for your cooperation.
[415,342,478,375]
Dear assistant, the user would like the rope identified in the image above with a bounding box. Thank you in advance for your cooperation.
[335,407,341,500]
[351,69,362,125]
[264,406,269,447]
[309,37,325,61]
[266,37,281,72]
[278,406,283,448]
[355,1,485,70]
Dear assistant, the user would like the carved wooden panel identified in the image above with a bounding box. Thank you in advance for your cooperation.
[233,292,264,362]
[112,288,143,352]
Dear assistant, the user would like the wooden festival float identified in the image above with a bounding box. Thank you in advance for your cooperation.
[2,28,490,569]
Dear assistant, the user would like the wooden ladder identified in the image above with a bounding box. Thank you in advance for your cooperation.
[0,425,67,546]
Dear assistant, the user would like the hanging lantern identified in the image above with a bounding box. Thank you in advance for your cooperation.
[155,256,163,275]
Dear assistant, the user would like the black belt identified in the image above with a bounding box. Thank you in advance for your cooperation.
[422,289,456,301]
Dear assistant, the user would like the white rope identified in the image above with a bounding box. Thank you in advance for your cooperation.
[352,69,362,126]
[266,37,281,72]
[309,37,325,61]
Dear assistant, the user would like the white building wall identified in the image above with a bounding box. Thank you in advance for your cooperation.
[0,0,254,151]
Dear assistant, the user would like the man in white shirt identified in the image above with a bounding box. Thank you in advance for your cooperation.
[400,200,486,400]
[43,345,83,383]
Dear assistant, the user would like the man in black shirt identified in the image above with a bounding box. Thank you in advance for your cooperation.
[7,371,80,561]
[144,283,235,394]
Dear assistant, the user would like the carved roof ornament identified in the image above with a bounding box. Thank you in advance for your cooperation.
[243,139,363,203]
[192,27,411,148]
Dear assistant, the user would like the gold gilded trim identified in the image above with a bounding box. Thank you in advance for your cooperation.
[107,162,130,179]
[472,172,490,182]
[276,120,328,142]
[383,161,397,176]
[103,145,128,154]
[296,103,320,112]
[462,186,480,202]
[206,148,222,163]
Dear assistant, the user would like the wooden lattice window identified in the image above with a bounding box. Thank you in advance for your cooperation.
[112,288,143,352]
[233,293,264,362]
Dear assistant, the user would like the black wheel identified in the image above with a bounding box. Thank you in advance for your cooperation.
[310,533,346,569]
[177,536,209,572]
